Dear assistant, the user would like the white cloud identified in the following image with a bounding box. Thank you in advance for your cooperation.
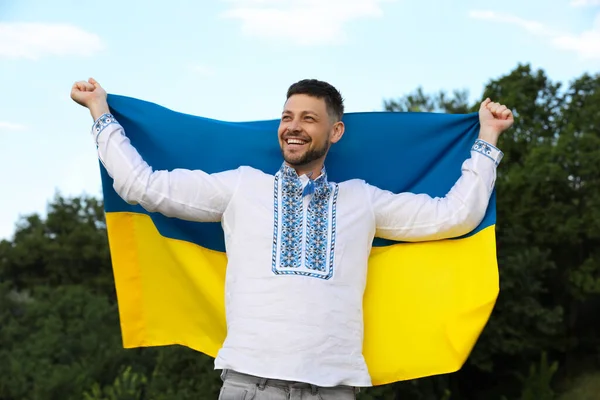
[221,0,394,45]
[553,14,600,59]
[0,121,27,132]
[469,9,600,60]
[185,62,216,77]
[467,11,551,35]
[0,22,104,60]
[571,0,600,7]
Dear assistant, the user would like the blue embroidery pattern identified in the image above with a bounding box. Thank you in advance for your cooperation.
[93,113,118,143]
[305,183,332,272]
[472,139,504,166]
[271,175,280,272]
[271,164,338,280]
[279,168,303,269]
[327,185,339,279]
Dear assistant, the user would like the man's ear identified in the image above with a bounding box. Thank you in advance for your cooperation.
[330,121,345,144]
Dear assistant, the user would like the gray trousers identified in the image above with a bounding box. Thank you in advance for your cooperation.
[218,369,360,400]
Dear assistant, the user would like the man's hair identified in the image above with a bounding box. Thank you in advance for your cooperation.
[286,79,345,121]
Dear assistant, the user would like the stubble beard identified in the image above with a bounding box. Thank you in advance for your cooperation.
[282,139,330,167]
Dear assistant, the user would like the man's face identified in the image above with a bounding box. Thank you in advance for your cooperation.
[278,94,341,168]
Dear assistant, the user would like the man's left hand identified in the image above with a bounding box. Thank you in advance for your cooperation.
[478,98,514,145]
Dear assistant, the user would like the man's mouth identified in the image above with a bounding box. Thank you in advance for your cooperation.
[285,138,308,147]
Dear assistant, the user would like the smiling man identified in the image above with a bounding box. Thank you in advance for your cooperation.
[279,81,345,179]
[71,78,513,400]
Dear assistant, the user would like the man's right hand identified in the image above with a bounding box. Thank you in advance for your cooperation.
[71,77,109,121]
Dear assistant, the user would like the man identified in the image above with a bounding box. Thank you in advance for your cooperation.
[71,77,512,400]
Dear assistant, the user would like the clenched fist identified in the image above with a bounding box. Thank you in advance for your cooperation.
[71,77,109,120]
[478,98,514,145]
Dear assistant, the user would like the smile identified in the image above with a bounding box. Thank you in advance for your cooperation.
[286,138,308,145]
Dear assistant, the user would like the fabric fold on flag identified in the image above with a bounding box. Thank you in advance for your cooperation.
[100,94,499,385]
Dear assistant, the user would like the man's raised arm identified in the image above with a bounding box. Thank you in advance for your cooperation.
[368,98,513,242]
[71,78,240,222]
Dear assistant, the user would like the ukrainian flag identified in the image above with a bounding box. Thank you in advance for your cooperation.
[100,94,498,386]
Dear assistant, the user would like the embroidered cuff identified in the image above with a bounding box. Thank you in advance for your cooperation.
[92,113,118,144]
[472,139,504,166]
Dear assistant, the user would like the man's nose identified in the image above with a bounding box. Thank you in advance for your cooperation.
[288,120,302,132]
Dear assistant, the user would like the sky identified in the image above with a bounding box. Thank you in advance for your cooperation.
[0,0,598,239]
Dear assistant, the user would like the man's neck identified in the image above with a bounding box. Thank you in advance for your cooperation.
[286,160,325,180]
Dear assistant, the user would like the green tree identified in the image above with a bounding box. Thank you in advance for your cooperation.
[83,367,148,400]
[0,284,142,400]
[0,193,113,295]
[384,86,471,114]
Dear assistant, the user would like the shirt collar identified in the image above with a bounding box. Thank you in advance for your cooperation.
[279,163,330,197]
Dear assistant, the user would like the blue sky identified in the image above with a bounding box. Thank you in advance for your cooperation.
[0,0,598,239]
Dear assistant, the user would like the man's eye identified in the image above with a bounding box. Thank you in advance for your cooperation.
[305,116,314,121]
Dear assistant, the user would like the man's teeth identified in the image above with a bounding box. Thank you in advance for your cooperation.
[287,139,306,145]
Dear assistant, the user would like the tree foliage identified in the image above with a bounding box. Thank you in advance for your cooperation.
[1,64,598,399]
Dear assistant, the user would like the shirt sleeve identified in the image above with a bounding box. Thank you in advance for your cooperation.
[92,113,241,222]
[367,139,503,242]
